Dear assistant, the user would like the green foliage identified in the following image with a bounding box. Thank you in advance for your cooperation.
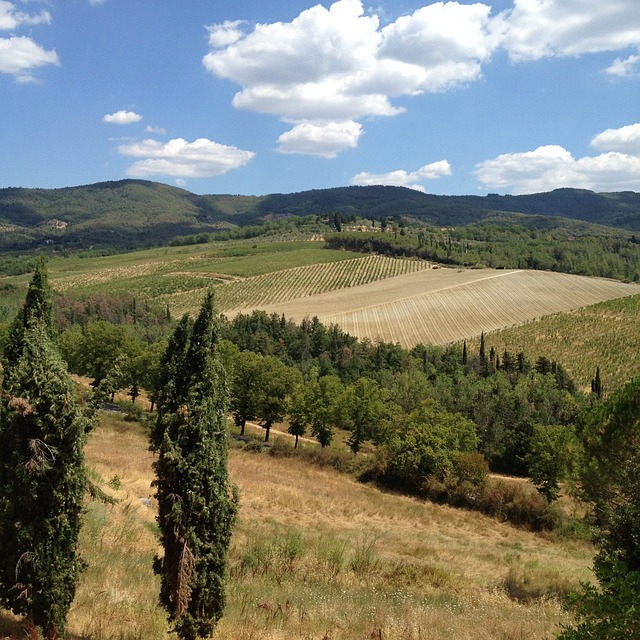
[557,377,640,638]
[228,350,263,434]
[3,256,55,369]
[526,425,577,502]
[384,400,478,489]
[326,221,640,281]
[336,378,398,453]
[254,356,302,442]
[150,292,238,640]
[0,264,91,638]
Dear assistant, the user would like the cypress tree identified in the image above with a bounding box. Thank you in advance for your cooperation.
[0,264,90,639]
[3,256,55,370]
[151,292,238,640]
[591,366,603,399]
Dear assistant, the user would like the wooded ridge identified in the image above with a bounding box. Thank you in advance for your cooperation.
[2,180,639,252]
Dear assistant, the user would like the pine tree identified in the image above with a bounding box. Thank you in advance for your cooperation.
[151,292,238,640]
[0,263,90,639]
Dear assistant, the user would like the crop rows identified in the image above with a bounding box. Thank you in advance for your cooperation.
[166,255,431,314]
[317,270,640,348]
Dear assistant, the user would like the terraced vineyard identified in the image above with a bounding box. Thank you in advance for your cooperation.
[255,268,640,348]
[166,254,432,314]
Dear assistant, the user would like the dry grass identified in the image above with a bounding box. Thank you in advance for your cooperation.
[0,414,588,639]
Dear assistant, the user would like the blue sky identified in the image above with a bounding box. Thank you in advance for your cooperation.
[1,0,639,196]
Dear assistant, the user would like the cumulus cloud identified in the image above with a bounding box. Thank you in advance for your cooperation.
[476,134,640,194]
[0,2,57,81]
[277,121,363,158]
[591,123,640,156]
[103,110,143,125]
[0,35,58,82]
[351,160,452,191]
[118,137,255,178]
[501,0,640,62]
[203,0,500,156]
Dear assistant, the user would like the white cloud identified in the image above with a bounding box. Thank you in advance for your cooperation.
[207,20,246,48]
[591,123,640,156]
[605,51,640,77]
[0,2,57,81]
[118,137,255,178]
[144,125,167,135]
[203,0,500,155]
[501,0,640,62]
[475,142,640,194]
[0,1,51,30]
[351,160,452,191]
[277,121,363,158]
[103,110,143,125]
[0,35,58,82]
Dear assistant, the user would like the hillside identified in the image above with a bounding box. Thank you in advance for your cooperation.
[2,180,639,253]
[249,268,640,348]
[7,411,588,640]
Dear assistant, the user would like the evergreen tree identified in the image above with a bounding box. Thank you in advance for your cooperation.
[3,256,55,370]
[591,366,603,399]
[151,292,238,640]
[0,264,90,639]
[479,332,489,377]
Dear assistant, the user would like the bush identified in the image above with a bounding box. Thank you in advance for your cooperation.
[476,478,560,531]
[268,437,295,457]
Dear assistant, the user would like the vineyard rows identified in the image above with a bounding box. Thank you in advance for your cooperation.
[264,269,640,348]
[166,255,431,314]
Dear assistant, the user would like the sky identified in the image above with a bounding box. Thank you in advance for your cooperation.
[1,0,640,197]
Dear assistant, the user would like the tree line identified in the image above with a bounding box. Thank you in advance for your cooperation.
[326,224,640,282]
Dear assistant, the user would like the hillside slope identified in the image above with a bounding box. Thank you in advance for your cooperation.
[41,412,591,640]
[2,180,639,253]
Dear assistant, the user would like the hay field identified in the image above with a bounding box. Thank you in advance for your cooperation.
[250,268,640,347]
[35,414,592,640]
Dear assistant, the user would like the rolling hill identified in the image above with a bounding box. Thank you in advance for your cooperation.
[1,180,639,253]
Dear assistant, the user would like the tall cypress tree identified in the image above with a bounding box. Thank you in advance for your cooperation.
[151,292,238,640]
[3,256,55,371]
[0,263,90,639]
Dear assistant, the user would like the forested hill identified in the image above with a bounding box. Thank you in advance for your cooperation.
[1,179,639,252]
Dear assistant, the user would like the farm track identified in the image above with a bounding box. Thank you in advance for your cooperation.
[250,268,640,347]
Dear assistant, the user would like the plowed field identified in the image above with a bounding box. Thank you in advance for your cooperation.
[244,268,640,346]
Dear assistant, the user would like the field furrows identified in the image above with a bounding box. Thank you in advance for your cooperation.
[170,255,431,314]
[257,269,640,347]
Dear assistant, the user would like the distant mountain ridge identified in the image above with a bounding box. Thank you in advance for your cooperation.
[1,179,639,252]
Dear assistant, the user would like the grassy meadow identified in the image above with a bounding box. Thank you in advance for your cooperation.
[0,411,594,640]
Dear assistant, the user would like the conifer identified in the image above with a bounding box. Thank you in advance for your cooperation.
[0,263,90,639]
[151,292,238,640]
